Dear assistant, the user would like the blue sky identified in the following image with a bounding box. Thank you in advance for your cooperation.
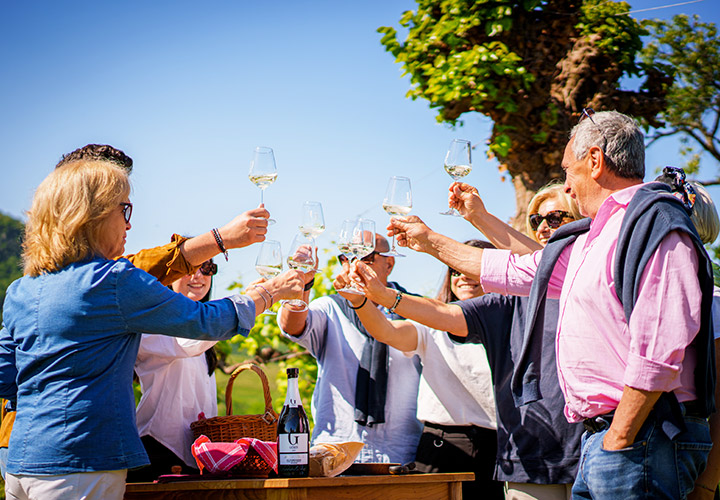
[2,0,719,297]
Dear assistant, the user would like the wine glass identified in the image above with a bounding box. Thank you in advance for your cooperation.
[281,233,317,312]
[255,240,283,315]
[344,219,375,295]
[299,201,325,243]
[440,139,472,216]
[249,146,278,225]
[382,176,412,257]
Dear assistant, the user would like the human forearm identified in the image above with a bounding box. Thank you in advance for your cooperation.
[603,386,662,450]
[369,287,468,337]
[277,289,312,336]
[465,210,542,255]
[353,300,419,352]
[424,232,484,281]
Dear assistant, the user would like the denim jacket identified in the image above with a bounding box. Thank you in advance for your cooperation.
[0,257,255,474]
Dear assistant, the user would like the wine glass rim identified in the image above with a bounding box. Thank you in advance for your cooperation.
[254,146,274,153]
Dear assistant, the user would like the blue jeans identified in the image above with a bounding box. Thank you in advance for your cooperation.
[572,413,711,499]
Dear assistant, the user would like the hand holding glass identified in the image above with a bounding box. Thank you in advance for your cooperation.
[440,139,472,216]
[338,219,375,295]
[249,146,278,225]
[382,176,412,257]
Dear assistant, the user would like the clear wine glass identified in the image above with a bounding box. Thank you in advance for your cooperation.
[249,146,278,225]
[382,176,412,257]
[255,240,283,315]
[281,233,317,312]
[299,201,325,245]
[343,219,375,296]
[440,139,472,216]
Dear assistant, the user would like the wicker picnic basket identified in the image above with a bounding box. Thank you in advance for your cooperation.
[191,362,279,443]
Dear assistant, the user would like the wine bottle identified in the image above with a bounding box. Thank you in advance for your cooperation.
[277,367,310,477]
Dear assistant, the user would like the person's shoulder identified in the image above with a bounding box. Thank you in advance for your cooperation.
[461,292,513,311]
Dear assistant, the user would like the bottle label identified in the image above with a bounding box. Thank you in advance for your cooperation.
[278,433,309,465]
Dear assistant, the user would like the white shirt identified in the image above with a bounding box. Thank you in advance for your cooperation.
[405,321,496,429]
[135,335,218,468]
[282,296,423,464]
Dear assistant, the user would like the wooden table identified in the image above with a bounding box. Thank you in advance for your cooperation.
[124,472,474,500]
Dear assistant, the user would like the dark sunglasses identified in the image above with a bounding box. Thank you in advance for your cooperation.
[450,269,461,277]
[338,251,382,265]
[120,202,133,224]
[529,210,572,231]
[199,260,218,276]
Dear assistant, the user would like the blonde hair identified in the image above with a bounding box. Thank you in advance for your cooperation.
[22,160,131,276]
[690,181,719,245]
[525,183,582,243]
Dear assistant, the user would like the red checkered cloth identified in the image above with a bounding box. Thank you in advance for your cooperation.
[191,435,278,474]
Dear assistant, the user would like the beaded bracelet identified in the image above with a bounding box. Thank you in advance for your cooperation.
[349,297,368,310]
[211,228,229,262]
[388,290,403,314]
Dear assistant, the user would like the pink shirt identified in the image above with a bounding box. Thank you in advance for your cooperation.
[481,184,701,422]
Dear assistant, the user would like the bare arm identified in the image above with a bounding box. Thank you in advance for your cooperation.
[179,206,270,265]
[603,386,662,450]
[334,272,419,352]
[689,339,720,499]
[449,182,542,255]
[351,262,468,337]
[389,215,485,281]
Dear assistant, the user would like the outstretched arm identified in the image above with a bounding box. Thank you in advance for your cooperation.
[388,215,485,281]
[449,182,542,255]
[346,262,469,337]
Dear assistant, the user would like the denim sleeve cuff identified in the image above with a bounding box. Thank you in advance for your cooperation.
[226,294,256,336]
[623,350,681,392]
[480,249,512,295]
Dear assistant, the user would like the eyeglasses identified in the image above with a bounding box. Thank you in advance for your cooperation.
[338,251,383,265]
[119,202,133,224]
[199,260,218,276]
[528,210,573,231]
[450,269,461,278]
[578,108,608,150]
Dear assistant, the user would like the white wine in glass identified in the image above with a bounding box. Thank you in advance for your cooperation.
[299,201,326,240]
[281,234,317,312]
[255,240,283,315]
[249,146,278,225]
[440,139,472,216]
[343,219,375,296]
[382,176,412,257]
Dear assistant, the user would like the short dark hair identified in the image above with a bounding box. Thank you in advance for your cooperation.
[56,144,133,173]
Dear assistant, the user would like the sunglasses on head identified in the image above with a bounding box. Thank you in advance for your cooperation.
[529,210,572,231]
[120,202,133,224]
[338,251,382,265]
[199,260,218,276]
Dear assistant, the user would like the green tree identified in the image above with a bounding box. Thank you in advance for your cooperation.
[379,0,670,224]
[641,14,720,182]
[0,213,24,322]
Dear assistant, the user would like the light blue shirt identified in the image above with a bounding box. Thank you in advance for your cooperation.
[0,257,255,475]
[282,295,423,464]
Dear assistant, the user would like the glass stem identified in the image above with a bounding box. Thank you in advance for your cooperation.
[260,188,265,205]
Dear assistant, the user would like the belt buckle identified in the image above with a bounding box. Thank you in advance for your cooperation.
[583,415,610,434]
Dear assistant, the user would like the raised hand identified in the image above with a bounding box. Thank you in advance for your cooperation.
[351,262,395,305]
[219,206,270,249]
[449,182,487,219]
[387,215,434,254]
[333,270,365,307]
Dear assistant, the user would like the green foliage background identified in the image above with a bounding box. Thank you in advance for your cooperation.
[0,213,24,323]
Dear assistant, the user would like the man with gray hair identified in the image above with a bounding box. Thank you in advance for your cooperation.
[389,110,715,498]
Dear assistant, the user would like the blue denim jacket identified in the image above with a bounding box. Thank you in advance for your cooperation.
[0,257,255,475]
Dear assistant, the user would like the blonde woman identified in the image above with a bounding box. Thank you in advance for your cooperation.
[0,160,303,500]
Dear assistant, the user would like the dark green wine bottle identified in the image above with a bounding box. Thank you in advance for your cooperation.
[277,367,310,477]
